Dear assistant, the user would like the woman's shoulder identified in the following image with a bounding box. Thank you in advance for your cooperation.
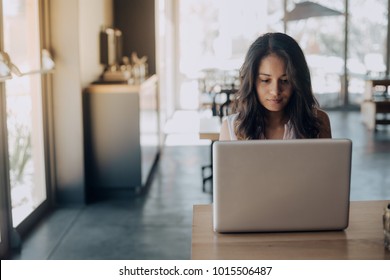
[315,108,329,119]
[226,113,238,123]
[220,113,238,140]
[315,108,332,138]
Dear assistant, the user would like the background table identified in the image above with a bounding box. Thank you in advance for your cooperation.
[361,79,390,130]
[192,201,390,260]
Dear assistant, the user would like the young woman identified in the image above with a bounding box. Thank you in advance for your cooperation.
[219,32,332,140]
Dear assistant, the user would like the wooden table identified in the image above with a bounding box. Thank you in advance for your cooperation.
[361,100,390,130]
[361,79,390,130]
[199,116,221,141]
[192,201,390,260]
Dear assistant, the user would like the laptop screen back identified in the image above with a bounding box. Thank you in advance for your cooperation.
[212,139,352,233]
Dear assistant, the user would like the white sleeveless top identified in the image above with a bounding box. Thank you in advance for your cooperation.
[226,113,297,140]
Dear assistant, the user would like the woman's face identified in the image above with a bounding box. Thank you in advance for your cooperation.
[256,54,293,113]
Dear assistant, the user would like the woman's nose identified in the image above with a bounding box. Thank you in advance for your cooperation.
[270,81,280,95]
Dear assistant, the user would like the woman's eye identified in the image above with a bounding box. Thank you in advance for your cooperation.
[260,79,269,83]
[280,79,289,84]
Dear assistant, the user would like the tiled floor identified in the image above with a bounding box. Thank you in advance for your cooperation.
[10,110,390,260]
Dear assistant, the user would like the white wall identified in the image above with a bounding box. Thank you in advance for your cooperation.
[50,0,113,204]
[156,0,177,126]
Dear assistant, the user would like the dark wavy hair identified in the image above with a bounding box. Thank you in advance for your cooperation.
[233,32,321,139]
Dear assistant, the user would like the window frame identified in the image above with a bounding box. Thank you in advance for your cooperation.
[0,0,53,258]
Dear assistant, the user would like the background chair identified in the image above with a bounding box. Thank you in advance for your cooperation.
[200,87,237,193]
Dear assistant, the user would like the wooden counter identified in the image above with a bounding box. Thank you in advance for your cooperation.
[83,75,160,199]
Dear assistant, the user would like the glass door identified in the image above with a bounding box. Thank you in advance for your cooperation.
[0,82,12,258]
[1,0,48,228]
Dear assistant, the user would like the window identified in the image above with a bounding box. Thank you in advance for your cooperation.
[173,0,389,111]
[177,0,269,110]
[285,0,345,108]
[348,0,388,104]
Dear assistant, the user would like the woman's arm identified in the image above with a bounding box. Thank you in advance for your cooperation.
[219,119,231,140]
[317,109,332,138]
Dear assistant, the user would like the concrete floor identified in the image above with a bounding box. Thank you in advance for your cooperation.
[10,110,390,259]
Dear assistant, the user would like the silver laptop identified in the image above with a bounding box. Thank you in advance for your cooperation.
[213,139,352,233]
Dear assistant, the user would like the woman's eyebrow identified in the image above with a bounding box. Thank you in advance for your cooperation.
[258,73,288,77]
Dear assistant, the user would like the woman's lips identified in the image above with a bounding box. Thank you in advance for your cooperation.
[267,98,282,104]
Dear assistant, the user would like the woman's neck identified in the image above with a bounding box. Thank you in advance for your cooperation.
[266,111,288,128]
[263,111,288,139]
